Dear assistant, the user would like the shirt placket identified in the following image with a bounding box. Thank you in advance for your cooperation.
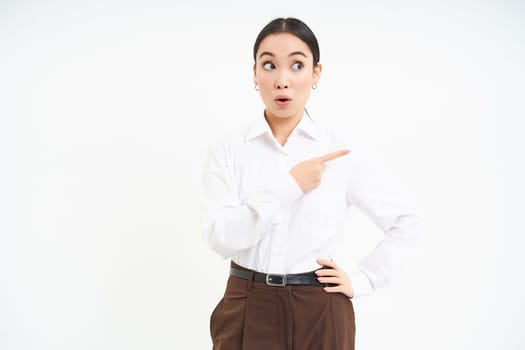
[266,143,297,274]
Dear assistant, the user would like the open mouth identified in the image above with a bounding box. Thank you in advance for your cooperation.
[275,96,292,105]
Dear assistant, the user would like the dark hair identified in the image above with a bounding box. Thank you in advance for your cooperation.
[253,17,320,67]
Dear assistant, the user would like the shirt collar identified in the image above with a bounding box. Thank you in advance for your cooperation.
[295,112,318,140]
[244,112,318,142]
[244,113,272,141]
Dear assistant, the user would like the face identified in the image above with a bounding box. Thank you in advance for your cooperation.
[254,32,322,122]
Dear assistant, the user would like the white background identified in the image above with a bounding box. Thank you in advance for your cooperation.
[1,0,524,349]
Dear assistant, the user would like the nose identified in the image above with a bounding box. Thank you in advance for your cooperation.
[275,71,290,89]
[276,81,289,89]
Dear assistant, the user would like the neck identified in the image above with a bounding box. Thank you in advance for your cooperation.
[265,110,303,146]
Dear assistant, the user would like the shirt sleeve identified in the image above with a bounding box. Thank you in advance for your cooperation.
[345,154,423,298]
[201,142,303,259]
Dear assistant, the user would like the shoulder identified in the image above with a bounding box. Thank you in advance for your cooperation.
[205,119,254,159]
[312,118,378,175]
[312,118,358,155]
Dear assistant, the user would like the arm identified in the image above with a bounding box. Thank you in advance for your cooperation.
[344,154,422,298]
[201,143,303,259]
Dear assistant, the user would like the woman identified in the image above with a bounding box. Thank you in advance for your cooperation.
[202,17,421,350]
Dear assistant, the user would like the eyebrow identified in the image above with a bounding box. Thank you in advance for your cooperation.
[258,51,308,59]
[289,51,307,58]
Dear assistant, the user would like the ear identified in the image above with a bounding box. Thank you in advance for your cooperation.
[313,63,322,84]
[253,63,257,84]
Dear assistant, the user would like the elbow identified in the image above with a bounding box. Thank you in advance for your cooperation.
[203,222,236,260]
[208,236,235,260]
[387,213,423,253]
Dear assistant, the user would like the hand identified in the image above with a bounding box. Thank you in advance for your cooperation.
[315,258,354,298]
[290,149,350,192]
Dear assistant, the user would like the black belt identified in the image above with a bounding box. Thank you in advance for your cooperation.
[230,267,325,287]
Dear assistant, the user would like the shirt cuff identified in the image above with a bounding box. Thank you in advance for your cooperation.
[347,267,374,299]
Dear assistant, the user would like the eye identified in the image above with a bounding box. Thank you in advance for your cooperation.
[263,62,275,70]
[291,62,303,71]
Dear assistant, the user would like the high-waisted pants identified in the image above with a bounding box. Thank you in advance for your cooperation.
[210,261,356,350]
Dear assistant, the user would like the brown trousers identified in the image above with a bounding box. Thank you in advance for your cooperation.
[210,262,355,350]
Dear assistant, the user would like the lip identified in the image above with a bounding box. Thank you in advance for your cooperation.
[274,95,292,107]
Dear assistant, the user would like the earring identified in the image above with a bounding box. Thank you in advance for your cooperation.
[255,84,260,91]
[312,83,318,90]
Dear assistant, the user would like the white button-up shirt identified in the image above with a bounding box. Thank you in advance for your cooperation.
[201,114,421,298]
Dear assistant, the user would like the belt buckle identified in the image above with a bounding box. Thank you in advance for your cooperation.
[266,274,287,287]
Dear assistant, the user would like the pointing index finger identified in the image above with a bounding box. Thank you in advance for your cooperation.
[316,149,350,163]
